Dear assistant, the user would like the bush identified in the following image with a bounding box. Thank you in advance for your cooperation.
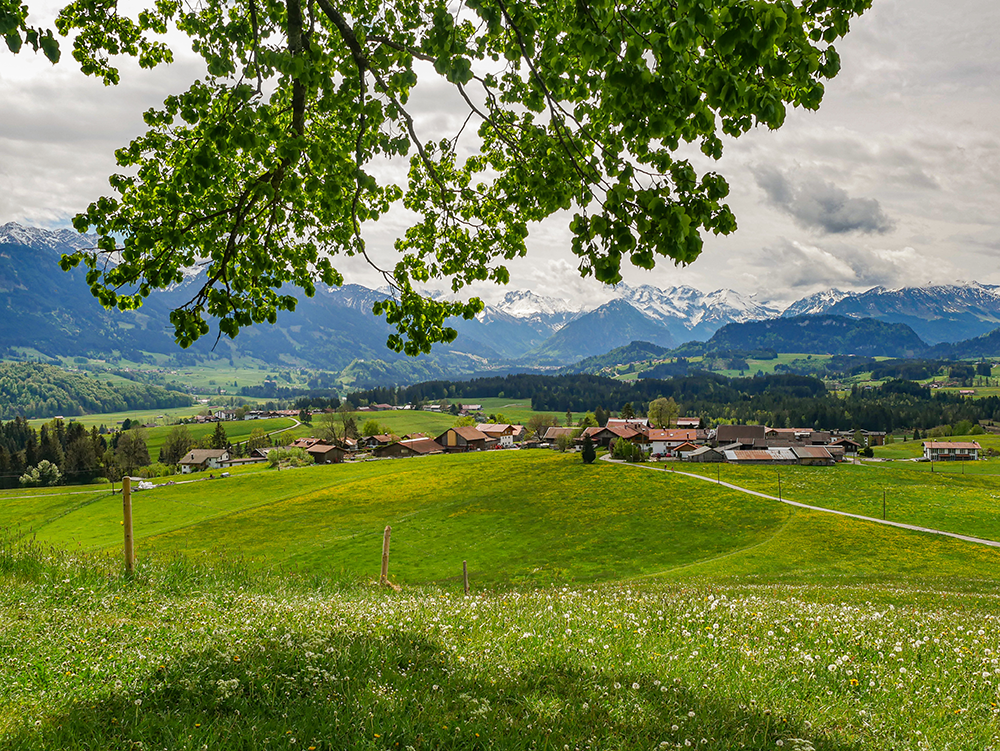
[267,447,314,468]
[137,463,176,478]
[19,460,62,487]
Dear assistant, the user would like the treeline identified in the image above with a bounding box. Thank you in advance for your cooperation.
[0,417,109,489]
[348,372,1000,432]
[0,363,193,420]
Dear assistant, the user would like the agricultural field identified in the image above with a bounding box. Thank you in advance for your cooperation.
[872,432,1000,460]
[4,450,1000,749]
[27,404,208,430]
[345,410,459,438]
[674,457,1000,543]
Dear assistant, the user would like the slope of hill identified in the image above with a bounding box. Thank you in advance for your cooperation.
[558,340,672,374]
[0,362,192,419]
[924,326,1000,360]
[527,300,676,364]
[699,315,929,357]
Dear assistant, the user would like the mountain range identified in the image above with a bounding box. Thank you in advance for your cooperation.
[5,222,1000,386]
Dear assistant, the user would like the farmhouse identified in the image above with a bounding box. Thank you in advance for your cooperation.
[683,445,726,463]
[676,417,701,429]
[360,434,399,450]
[543,426,576,443]
[306,443,346,464]
[923,441,981,461]
[714,424,766,448]
[578,425,639,449]
[179,449,230,474]
[374,437,445,458]
[436,426,489,452]
[724,448,798,465]
[791,446,836,466]
[647,429,698,457]
[477,423,516,447]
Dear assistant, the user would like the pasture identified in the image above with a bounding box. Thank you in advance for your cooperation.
[5,450,1000,750]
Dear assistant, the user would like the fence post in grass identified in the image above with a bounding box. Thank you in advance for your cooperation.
[380,525,391,586]
[463,560,469,595]
[122,476,134,575]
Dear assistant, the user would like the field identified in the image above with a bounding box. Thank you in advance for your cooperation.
[5,451,1000,749]
[27,404,209,430]
[872,431,1000,460]
[140,417,298,458]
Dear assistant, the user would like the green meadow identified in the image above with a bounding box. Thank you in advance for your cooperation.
[5,451,1000,750]
[674,458,1000,543]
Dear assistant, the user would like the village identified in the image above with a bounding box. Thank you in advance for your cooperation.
[175,410,984,473]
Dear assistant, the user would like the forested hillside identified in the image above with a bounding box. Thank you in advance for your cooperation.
[350,372,1000,432]
[0,363,192,420]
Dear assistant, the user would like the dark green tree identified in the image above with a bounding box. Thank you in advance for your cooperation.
[621,402,635,420]
[581,433,596,465]
[210,422,228,450]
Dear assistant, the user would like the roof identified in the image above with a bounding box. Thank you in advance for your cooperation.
[725,450,775,462]
[477,423,513,435]
[673,442,701,452]
[398,438,445,454]
[543,427,575,440]
[647,429,697,442]
[687,445,723,456]
[725,448,797,462]
[449,426,488,441]
[923,441,982,450]
[792,446,834,460]
[368,434,399,444]
[676,417,700,427]
[179,449,227,464]
[306,443,345,455]
[716,425,766,443]
[606,418,649,429]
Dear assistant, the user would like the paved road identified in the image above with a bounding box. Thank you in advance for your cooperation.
[602,456,1000,550]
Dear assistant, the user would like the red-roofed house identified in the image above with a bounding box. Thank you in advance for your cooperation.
[647,429,698,457]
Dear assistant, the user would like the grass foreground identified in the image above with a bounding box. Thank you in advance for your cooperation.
[4,451,1000,749]
[3,543,1000,750]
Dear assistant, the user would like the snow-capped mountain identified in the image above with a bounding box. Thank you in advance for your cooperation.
[778,282,1000,344]
[610,283,780,341]
[495,289,582,318]
[0,222,94,253]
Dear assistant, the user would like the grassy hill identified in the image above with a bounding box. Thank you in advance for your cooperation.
[6,452,1000,750]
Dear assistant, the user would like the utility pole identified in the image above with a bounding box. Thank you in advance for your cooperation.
[122,476,134,575]
[882,488,886,520]
[777,470,782,500]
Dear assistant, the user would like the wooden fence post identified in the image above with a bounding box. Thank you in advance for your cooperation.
[122,476,134,575]
[380,525,391,585]
[463,560,469,595]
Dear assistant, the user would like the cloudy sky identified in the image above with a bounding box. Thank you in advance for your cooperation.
[2,0,998,310]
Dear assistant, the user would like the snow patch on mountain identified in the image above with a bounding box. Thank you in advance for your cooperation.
[0,222,94,253]
[495,289,583,318]
[781,289,850,317]
[612,283,780,331]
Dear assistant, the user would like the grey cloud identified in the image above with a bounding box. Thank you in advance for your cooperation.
[760,238,958,300]
[754,166,896,235]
